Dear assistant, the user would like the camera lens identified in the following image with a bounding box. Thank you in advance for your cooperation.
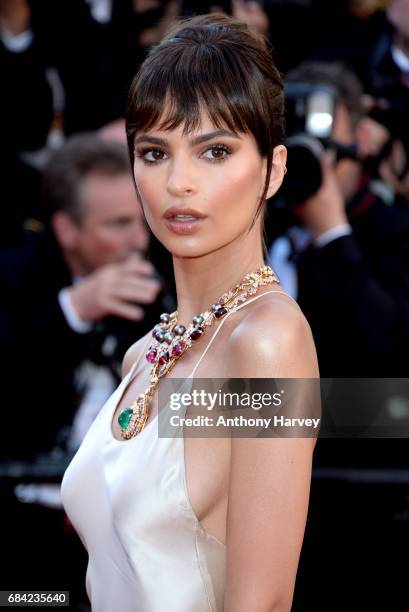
[280,135,324,206]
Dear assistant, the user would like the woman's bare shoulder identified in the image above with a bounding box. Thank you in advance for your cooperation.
[227,290,319,378]
[121,330,153,378]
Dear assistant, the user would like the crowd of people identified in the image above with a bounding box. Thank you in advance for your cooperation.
[1,0,409,610]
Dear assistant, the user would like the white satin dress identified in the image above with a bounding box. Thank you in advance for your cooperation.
[61,290,285,612]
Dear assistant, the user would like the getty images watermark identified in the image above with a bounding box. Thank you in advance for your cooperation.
[168,388,320,430]
[157,378,322,437]
[158,378,409,438]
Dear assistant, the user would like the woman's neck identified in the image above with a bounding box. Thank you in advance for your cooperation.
[172,236,266,324]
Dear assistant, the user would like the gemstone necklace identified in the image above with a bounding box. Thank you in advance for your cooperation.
[117,265,279,439]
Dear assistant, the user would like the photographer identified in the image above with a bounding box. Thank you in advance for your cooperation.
[269,61,409,378]
[270,62,409,611]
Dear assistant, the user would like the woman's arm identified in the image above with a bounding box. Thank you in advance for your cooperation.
[223,296,319,612]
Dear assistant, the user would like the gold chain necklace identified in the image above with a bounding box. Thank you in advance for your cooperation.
[118,265,279,439]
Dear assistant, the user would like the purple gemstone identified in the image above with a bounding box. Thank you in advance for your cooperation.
[146,349,157,363]
[158,351,170,364]
[155,330,166,342]
[214,307,227,319]
[171,341,185,357]
[190,327,204,341]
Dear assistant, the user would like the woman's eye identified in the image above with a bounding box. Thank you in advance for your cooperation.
[137,148,167,164]
[202,145,232,162]
[136,145,232,164]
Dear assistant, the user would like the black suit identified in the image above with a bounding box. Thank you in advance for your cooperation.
[0,228,175,460]
[294,185,409,464]
[297,187,409,378]
[290,187,409,611]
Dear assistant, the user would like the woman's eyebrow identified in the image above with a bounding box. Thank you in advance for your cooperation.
[134,135,168,147]
[134,129,241,147]
[190,129,241,146]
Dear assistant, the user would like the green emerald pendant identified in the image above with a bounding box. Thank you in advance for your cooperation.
[118,408,133,430]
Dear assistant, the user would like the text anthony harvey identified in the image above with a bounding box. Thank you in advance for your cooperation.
[170,415,321,428]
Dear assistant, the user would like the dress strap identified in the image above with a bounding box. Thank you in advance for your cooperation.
[127,334,153,382]
[187,289,297,379]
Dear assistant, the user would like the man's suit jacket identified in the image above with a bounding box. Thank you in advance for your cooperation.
[0,229,175,460]
[294,188,409,468]
[297,190,409,378]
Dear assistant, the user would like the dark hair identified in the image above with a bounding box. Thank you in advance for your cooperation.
[125,13,285,251]
[43,134,131,223]
[285,61,365,128]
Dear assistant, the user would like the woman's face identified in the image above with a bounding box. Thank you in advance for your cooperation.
[133,108,282,258]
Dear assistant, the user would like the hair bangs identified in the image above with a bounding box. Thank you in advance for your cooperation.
[126,41,266,162]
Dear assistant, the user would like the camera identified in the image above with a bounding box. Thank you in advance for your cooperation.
[278,83,359,206]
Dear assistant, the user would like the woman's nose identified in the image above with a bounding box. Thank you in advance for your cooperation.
[166,156,198,197]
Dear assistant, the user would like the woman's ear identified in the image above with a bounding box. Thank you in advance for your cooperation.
[265,144,287,200]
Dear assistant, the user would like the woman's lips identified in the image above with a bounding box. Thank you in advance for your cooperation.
[164,216,206,235]
[163,208,207,235]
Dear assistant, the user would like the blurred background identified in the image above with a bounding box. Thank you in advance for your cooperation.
[1,0,409,610]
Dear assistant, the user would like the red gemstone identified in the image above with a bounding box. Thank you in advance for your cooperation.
[158,351,170,364]
[146,349,157,363]
[171,341,185,357]
[190,327,204,341]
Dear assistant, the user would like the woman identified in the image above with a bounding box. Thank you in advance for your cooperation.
[62,13,319,612]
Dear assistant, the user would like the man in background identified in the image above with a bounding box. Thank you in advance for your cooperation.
[0,134,172,460]
[267,62,409,611]
[269,61,409,379]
